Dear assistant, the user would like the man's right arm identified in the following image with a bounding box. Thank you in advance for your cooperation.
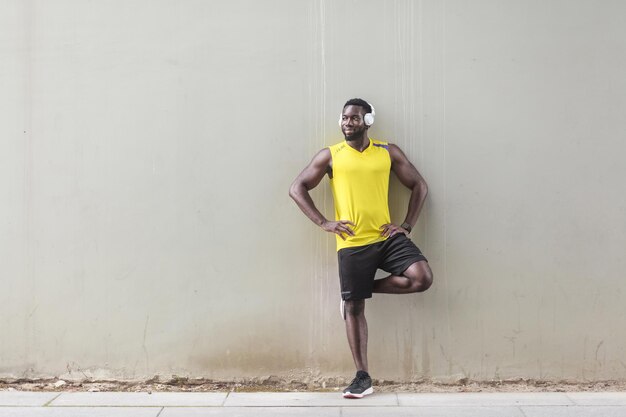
[289,149,355,240]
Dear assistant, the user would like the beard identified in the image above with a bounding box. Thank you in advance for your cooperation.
[343,125,366,141]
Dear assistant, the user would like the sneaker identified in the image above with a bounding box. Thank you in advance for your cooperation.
[343,370,373,398]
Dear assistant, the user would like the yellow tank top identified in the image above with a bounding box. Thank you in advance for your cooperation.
[328,138,391,250]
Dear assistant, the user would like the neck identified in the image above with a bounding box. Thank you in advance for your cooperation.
[346,135,370,152]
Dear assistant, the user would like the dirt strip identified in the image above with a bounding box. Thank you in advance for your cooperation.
[2,377,625,393]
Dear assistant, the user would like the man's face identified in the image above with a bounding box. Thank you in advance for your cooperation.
[341,105,368,141]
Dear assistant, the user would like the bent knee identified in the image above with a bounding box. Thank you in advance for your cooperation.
[413,270,433,292]
[407,264,433,293]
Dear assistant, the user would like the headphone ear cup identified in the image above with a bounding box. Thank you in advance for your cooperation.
[338,113,343,127]
[366,102,376,126]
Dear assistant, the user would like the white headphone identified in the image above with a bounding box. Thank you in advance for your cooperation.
[338,101,376,127]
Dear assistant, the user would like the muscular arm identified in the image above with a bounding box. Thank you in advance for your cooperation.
[388,143,428,231]
[289,149,332,226]
[289,149,355,239]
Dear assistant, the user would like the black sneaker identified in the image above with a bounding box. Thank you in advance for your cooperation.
[342,370,373,398]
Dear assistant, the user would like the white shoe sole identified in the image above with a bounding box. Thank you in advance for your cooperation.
[342,387,374,398]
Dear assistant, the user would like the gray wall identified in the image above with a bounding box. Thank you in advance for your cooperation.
[2,0,626,382]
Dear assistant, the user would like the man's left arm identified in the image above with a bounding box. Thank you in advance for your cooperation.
[380,144,428,238]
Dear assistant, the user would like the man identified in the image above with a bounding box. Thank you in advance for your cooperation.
[289,98,433,398]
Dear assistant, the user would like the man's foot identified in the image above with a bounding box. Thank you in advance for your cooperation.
[342,370,373,398]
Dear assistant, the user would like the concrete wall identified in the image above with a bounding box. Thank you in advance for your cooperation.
[2,0,626,382]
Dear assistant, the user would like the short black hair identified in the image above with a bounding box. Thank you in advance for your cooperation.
[343,98,371,114]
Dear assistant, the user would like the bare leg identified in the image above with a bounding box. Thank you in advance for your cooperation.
[344,299,368,372]
[372,260,433,294]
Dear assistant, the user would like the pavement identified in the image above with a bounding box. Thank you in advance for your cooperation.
[1,390,626,416]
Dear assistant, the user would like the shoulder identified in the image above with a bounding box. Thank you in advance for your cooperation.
[313,147,331,164]
[384,143,412,168]
[370,138,389,149]
[386,143,405,160]
[370,139,396,159]
[328,141,347,157]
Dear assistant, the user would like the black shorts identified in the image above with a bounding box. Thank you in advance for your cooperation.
[338,234,427,301]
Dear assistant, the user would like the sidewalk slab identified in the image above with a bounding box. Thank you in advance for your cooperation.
[397,392,574,406]
[566,392,626,405]
[49,392,226,407]
[342,406,525,417]
[0,407,160,417]
[522,405,626,417]
[0,392,60,406]
[224,392,398,407]
[161,407,341,417]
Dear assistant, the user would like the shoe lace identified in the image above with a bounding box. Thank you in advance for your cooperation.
[349,374,367,388]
